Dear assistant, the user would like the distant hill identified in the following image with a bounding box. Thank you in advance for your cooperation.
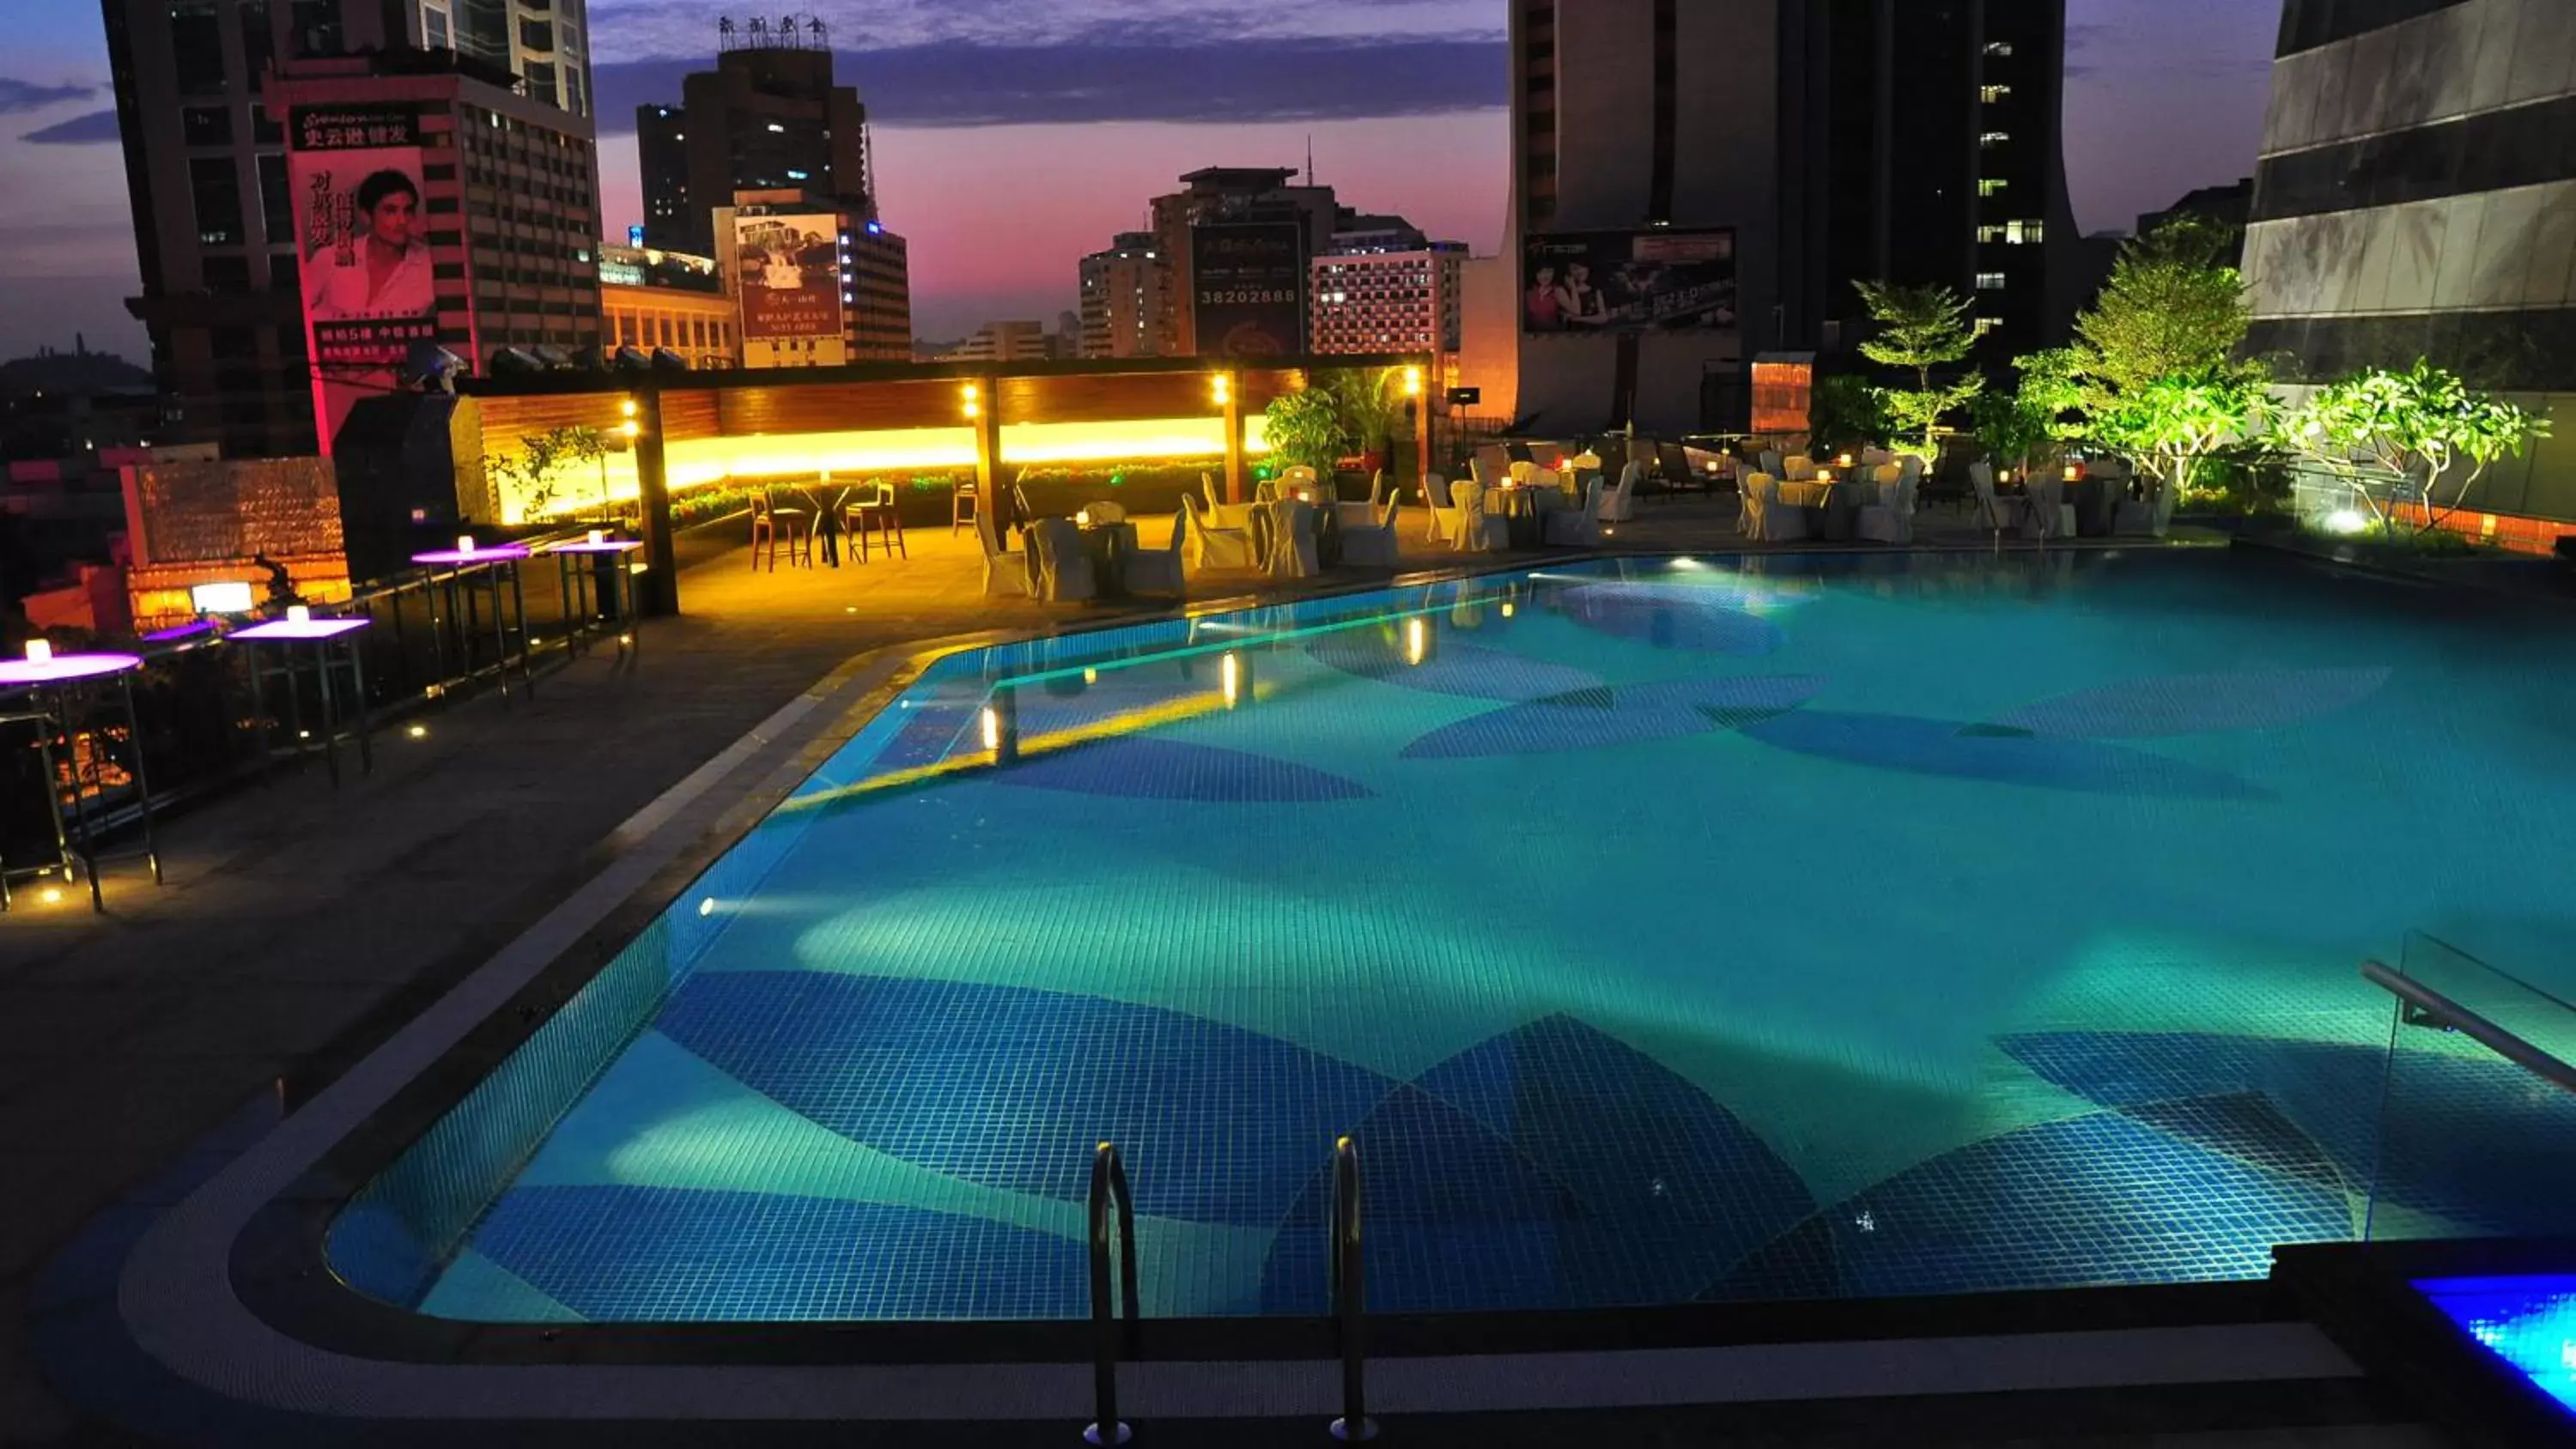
[0,349,153,397]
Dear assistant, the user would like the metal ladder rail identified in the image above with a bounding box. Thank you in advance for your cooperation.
[2361,961,2576,1095]
[1085,1141,1140,1446]
[1328,1134,1375,1441]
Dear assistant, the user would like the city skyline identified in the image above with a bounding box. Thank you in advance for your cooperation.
[0,0,2282,360]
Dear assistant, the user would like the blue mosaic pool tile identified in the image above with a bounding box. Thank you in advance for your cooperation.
[1978,666,2391,739]
[1739,711,2267,799]
[1814,1108,2352,1296]
[1698,1215,1844,1302]
[986,737,1372,803]
[1559,583,1786,655]
[469,1185,1089,1320]
[655,971,1394,1224]
[2116,1091,2349,1194]
[329,918,675,1307]
[1413,1015,1820,1303]
[1400,676,1828,760]
[2002,1030,2576,1237]
[1304,634,1604,702]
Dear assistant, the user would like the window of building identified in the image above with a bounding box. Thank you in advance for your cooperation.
[1984,40,2014,57]
[182,106,232,147]
[190,156,243,246]
[1979,84,2011,103]
[2005,219,2043,244]
[202,256,252,291]
[1978,178,2008,197]
[1976,271,2007,290]
[1974,317,2000,336]
[170,1,228,94]
[519,17,552,49]
[1979,130,2008,148]
[257,152,290,244]
[269,252,299,292]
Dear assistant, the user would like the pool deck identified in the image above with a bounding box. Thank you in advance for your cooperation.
[0,494,2216,1442]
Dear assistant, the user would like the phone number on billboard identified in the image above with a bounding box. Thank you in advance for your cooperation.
[1199,289,1298,306]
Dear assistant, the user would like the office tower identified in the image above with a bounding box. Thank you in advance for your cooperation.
[1311,244,1467,355]
[714,193,910,367]
[1078,232,1171,360]
[635,18,874,258]
[2244,0,2575,525]
[100,0,594,457]
[598,244,735,369]
[1150,168,1342,357]
[1505,0,2074,434]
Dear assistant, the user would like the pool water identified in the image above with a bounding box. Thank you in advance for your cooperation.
[337,550,2576,1323]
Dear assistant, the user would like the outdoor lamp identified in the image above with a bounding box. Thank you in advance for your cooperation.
[620,397,638,418]
[962,382,981,420]
[286,605,311,624]
[24,639,51,664]
[1402,367,1424,397]
[1838,452,1855,468]
[1211,373,1232,406]
[587,529,607,546]
[620,421,641,440]
[2063,462,2083,482]
[456,534,476,554]
[1817,467,1834,484]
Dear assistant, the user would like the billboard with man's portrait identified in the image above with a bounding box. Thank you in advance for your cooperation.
[1522,228,1738,335]
[289,103,437,452]
[1190,221,1306,359]
[735,214,846,340]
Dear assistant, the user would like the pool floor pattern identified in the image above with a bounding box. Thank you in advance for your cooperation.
[371,555,2576,1323]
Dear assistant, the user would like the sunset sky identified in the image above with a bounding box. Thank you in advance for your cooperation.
[0,0,2282,358]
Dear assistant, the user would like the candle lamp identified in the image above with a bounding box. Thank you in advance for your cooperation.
[25,639,52,664]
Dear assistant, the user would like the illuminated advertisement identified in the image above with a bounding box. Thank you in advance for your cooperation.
[1522,228,1738,334]
[735,213,846,340]
[1190,221,1305,359]
[289,104,437,451]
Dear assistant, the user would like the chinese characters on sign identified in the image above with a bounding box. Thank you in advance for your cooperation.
[1190,221,1307,359]
[1522,228,1739,335]
[735,213,846,342]
[288,104,440,452]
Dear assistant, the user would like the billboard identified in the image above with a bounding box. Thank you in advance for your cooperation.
[735,213,846,340]
[1190,221,1305,359]
[289,104,438,452]
[1522,228,1737,334]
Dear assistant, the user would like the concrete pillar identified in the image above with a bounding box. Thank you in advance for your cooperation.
[634,386,677,616]
[1222,373,1246,505]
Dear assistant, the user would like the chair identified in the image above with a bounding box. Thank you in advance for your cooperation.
[1759,449,1784,479]
[1600,461,1641,524]
[951,476,980,535]
[1473,443,1511,485]
[1201,471,1257,530]
[1657,441,1697,494]
[1031,518,1097,602]
[750,492,812,570]
[1265,499,1321,579]
[1969,461,2025,537]
[1338,472,1387,530]
[975,502,1031,598]
[1340,492,1403,567]
[1544,477,1605,547]
[1508,459,1537,485]
[1125,510,1188,596]
[2113,476,2174,537]
[2021,476,2073,543]
[1856,464,1917,544]
[1741,472,1810,543]
[846,483,908,562]
[1422,471,1462,543]
[1781,455,1818,482]
[1504,440,1535,465]
[1182,494,1258,571]
[1449,478,1511,553]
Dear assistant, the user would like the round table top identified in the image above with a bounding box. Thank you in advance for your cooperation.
[229,617,374,641]
[411,544,533,567]
[0,652,143,688]
[546,539,647,555]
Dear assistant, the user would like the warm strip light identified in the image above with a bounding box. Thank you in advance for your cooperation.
[1220,652,1242,706]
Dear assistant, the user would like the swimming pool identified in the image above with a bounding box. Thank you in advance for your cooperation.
[331,549,2576,1325]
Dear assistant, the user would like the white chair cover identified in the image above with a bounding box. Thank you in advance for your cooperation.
[1340,494,1403,567]
[2020,477,2068,541]
[1759,449,1783,477]
[1449,479,1510,553]
[1856,465,1917,544]
[1544,477,1605,546]
[1031,518,1097,601]
[975,505,1031,598]
[1743,472,1810,542]
[1783,455,1818,481]
[1423,471,1462,542]
[1182,494,1257,570]
[1125,510,1188,595]
[1265,499,1320,579]
[1508,460,1537,485]
[1600,461,1641,523]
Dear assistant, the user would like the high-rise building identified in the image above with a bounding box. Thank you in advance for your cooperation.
[1150,168,1342,356]
[1310,245,1467,356]
[937,321,1053,364]
[100,0,595,457]
[1078,232,1171,360]
[261,53,605,449]
[2245,0,2576,528]
[713,193,910,367]
[635,19,873,258]
[1504,0,2073,434]
[598,245,735,370]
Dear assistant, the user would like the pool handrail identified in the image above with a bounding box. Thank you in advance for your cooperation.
[1085,1141,1139,1446]
[2360,960,2576,1097]
[1327,1134,1373,1442]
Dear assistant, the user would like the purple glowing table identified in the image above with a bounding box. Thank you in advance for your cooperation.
[544,538,646,665]
[232,616,375,786]
[410,543,536,703]
[0,651,158,912]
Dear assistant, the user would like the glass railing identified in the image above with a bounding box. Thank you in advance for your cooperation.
[2363,931,2576,1243]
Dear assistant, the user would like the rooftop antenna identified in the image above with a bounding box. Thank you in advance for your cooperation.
[1305,135,1315,185]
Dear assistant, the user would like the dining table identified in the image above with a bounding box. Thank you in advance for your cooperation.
[1775,478,1864,541]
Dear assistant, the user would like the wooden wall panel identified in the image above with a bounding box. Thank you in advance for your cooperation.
[472,391,627,442]
[659,388,722,441]
[999,372,1213,425]
[718,379,959,436]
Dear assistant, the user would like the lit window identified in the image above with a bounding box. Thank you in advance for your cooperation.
[2005,219,2044,244]
[1976,271,2007,290]
[1977,225,2007,244]
[1979,130,2008,147]
[766,122,785,133]
[1978,178,2008,197]
[1984,40,2014,57]
[1974,317,2001,336]
[1980,84,2011,102]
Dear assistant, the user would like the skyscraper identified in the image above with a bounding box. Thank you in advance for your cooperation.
[2245,0,2576,528]
[1150,168,1341,357]
[635,19,874,258]
[1504,0,2074,434]
[100,0,596,458]
[1078,232,1171,360]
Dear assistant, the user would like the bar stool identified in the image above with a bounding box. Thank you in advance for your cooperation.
[951,477,979,535]
[750,493,814,570]
[848,483,908,562]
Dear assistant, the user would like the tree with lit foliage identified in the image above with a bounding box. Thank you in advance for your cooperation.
[2281,360,2549,535]
[1853,280,1983,461]
[2072,215,2256,401]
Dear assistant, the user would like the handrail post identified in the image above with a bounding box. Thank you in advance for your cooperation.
[1085,1142,1137,1446]
[1328,1135,1374,1441]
